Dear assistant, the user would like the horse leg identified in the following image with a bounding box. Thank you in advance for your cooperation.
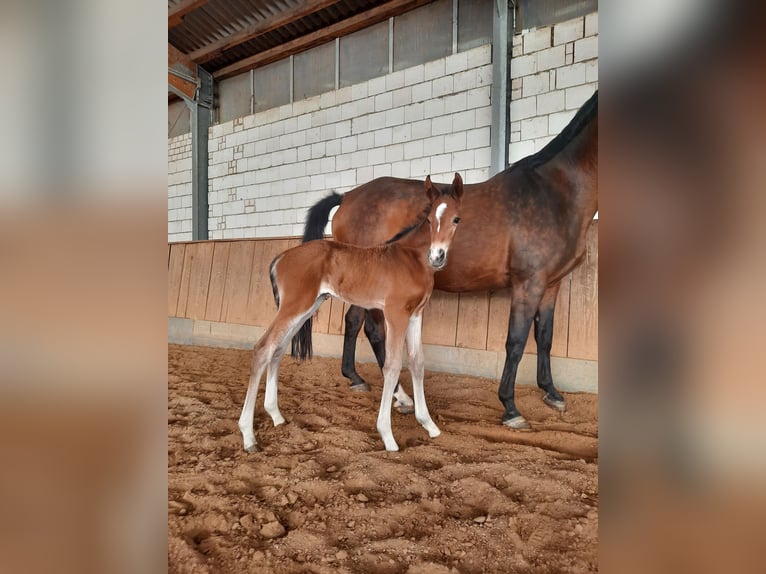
[375,312,408,451]
[365,308,414,415]
[498,281,545,429]
[263,343,288,427]
[405,312,440,438]
[534,283,566,412]
[238,330,274,452]
[341,305,370,391]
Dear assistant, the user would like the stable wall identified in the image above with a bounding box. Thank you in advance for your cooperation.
[167,221,597,391]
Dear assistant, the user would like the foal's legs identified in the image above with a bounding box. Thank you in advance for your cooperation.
[534,283,566,411]
[405,313,440,438]
[367,308,415,415]
[238,329,275,452]
[376,312,409,451]
[498,280,545,429]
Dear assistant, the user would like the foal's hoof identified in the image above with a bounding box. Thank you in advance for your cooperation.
[350,382,370,392]
[394,402,415,415]
[502,416,531,430]
[244,443,261,453]
[543,393,566,412]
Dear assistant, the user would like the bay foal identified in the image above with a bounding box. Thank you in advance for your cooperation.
[238,173,464,452]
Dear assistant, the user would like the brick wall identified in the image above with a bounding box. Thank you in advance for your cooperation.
[168,132,192,241]
[509,13,598,161]
[205,43,493,239]
[167,12,598,240]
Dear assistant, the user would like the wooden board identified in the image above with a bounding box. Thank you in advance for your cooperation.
[486,289,511,352]
[204,242,231,322]
[249,239,292,326]
[221,241,255,325]
[455,291,490,349]
[328,299,348,335]
[567,222,598,360]
[176,245,195,318]
[422,290,459,347]
[167,243,186,316]
[184,242,215,320]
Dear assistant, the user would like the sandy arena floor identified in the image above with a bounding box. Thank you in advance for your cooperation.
[168,344,598,573]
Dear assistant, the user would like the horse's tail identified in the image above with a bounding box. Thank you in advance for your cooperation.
[290,192,341,361]
[302,192,342,243]
[269,254,281,309]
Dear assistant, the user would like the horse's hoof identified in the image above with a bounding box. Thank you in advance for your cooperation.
[394,403,415,415]
[502,415,531,430]
[350,382,370,392]
[244,444,261,453]
[543,393,566,412]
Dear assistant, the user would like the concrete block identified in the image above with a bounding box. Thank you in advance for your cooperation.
[466,86,490,109]
[410,157,430,177]
[423,98,446,119]
[404,64,425,86]
[565,84,596,110]
[368,146,386,165]
[391,160,411,178]
[521,116,549,140]
[356,165,374,184]
[510,96,537,121]
[357,131,375,150]
[392,86,412,108]
[537,90,566,115]
[412,81,432,103]
[431,153,452,173]
[444,92,467,114]
[473,146,491,168]
[424,59,445,81]
[385,107,405,127]
[466,126,490,149]
[385,144,404,163]
[475,106,491,127]
[586,60,598,83]
[368,76,387,96]
[476,63,492,86]
[574,36,598,62]
[454,69,477,92]
[509,139,535,163]
[432,76,454,98]
[392,124,412,144]
[466,44,492,68]
[445,51,469,74]
[523,27,551,53]
[553,17,584,45]
[367,111,386,131]
[556,63,587,88]
[375,91,393,111]
[585,12,598,37]
[423,135,445,155]
[510,54,536,79]
[411,119,432,139]
[405,102,425,123]
[444,131,467,153]
[452,110,476,132]
[537,45,566,72]
[335,120,351,139]
[431,115,453,136]
[403,139,424,159]
[452,149,474,171]
[386,69,405,91]
[523,72,550,97]
[373,163,392,178]
[374,128,393,147]
[548,109,577,135]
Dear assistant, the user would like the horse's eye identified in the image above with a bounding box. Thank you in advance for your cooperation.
[453,217,461,224]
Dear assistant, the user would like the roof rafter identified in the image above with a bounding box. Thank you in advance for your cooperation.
[189,0,344,65]
[214,0,432,80]
[169,0,212,29]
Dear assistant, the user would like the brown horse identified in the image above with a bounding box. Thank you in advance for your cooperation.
[301,90,597,429]
[238,174,464,452]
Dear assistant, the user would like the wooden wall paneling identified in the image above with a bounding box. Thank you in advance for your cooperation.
[184,242,215,319]
[422,290,459,346]
[176,244,195,318]
[486,288,511,352]
[551,274,571,358]
[328,299,348,335]
[221,241,256,324]
[248,239,293,326]
[455,291,490,350]
[567,222,598,360]
[204,242,231,322]
[167,243,186,316]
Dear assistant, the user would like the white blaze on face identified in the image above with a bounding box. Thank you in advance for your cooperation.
[434,202,447,232]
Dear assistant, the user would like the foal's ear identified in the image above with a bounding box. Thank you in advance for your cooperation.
[424,175,438,202]
[452,172,464,199]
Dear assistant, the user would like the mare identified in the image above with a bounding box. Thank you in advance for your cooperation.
[301,90,598,429]
[238,173,464,452]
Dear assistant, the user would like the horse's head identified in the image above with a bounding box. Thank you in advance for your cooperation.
[425,172,463,270]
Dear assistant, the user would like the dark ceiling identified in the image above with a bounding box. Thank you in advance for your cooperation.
[168,0,433,85]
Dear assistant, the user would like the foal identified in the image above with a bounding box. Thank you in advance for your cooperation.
[238,173,464,452]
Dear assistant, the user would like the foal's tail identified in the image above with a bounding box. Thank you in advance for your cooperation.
[302,192,341,243]
[290,192,342,361]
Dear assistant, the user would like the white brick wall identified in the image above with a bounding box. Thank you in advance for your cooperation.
[168,132,192,241]
[509,13,598,163]
[172,43,493,240]
[167,12,598,241]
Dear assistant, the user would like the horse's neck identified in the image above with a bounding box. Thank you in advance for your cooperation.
[551,118,598,222]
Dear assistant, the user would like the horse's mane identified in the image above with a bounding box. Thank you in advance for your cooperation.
[384,188,453,245]
[510,90,597,171]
